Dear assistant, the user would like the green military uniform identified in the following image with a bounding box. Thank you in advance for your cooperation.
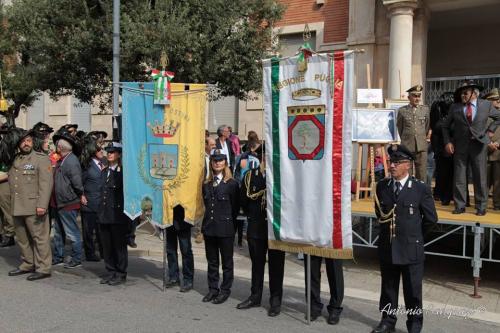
[485,88,500,210]
[9,148,53,274]
[397,85,430,181]
[0,165,15,240]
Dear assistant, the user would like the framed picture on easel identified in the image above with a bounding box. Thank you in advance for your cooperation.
[385,99,408,111]
[352,108,398,143]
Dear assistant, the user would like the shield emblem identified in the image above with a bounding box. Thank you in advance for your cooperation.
[288,105,325,160]
[148,143,178,179]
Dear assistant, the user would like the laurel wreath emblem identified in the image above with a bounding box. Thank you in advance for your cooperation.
[138,144,190,192]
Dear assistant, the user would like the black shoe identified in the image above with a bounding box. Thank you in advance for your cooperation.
[212,293,230,304]
[476,209,486,216]
[8,268,33,276]
[180,283,193,293]
[494,206,500,211]
[128,239,137,248]
[452,208,465,214]
[267,306,281,317]
[100,274,115,284]
[108,276,126,286]
[52,258,65,266]
[371,322,395,333]
[236,298,261,309]
[0,236,15,247]
[327,312,340,325]
[64,260,82,269]
[165,280,179,288]
[27,272,51,281]
[202,291,218,303]
[85,255,101,262]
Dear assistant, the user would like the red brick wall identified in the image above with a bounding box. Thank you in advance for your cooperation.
[276,0,349,44]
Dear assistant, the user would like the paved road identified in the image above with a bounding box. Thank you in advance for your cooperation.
[0,247,499,333]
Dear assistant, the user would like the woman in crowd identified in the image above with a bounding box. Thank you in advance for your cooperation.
[80,137,106,262]
[201,149,239,304]
[98,142,130,286]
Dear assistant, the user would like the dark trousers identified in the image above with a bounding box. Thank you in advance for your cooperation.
[166,226,194,284]
[434,154,454,204]
[99,223,128,278]
[247,238,286,306]
[81,211,103,259]
[304,256,344,316]
[128,217,139,243]
[235,219,244,245]
[379,261,423,333]
[204,235,234,295]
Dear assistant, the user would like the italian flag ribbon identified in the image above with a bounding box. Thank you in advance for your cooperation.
[297,42,313,73]
[151,69,175,105]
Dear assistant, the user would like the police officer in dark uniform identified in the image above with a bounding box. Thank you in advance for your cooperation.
[372,145,438,333]
[201,149,239,304]
[236,147,286,317]
[97,142,130,286]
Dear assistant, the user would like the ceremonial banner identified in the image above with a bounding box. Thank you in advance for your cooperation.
[263,52,354,259]
[122,82,206,227]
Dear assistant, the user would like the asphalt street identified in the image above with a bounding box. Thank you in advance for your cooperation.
[1,246,499,333]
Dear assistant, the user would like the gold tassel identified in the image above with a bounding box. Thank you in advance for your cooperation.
[268,240,353,259]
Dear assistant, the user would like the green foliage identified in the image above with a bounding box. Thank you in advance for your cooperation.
[0,0,283,119]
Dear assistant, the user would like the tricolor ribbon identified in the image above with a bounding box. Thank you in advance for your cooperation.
[151,69,175,105]
[297,42,313,73]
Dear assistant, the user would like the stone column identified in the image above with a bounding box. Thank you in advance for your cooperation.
[383,0,418,99]
[412,5,430,100]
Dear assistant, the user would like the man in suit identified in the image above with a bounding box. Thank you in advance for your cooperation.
[397,85,431,181]
[8,130,53,281]
[372,144,437,333]
[215,125,235,169]
[442,80,500,215]
[484,88,500,210]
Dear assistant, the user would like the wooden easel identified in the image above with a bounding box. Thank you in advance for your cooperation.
[355,142,389,201]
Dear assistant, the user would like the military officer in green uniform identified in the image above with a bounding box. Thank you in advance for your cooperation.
[0,125,17,247]
[8,129,53,281]
[396,85,431,181]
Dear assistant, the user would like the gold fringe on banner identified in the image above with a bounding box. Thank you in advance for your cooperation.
[268,240,353,259]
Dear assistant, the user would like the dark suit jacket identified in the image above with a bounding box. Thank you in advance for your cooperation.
[81,161,104,213]
[442,99,500,150]
[215,138,235,168]
[170,205,192,231]
[98,166,129,225]
[375,177,437,265]
[240,169,267,240]
[201,178,239,237]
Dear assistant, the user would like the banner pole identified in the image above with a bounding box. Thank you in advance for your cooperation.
[306,254,311,325]
[163,228,167,292]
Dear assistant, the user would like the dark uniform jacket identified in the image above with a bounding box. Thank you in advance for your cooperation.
[81,161,105,213]
[442,99,500,149]
[240,169,267,240]
[202,177,239,238]
[375,177,438,265]
[98,165,128,224]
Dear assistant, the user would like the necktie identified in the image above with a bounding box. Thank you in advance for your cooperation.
[466,103,473,124]
[98,162,104,171]
[395,181,402,198]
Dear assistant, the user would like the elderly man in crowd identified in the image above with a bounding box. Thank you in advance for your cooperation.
[484,88,500,210]
[215,125,235,169]
[443,80,500,216]
[51,129,85,268]
[8,130,53,280]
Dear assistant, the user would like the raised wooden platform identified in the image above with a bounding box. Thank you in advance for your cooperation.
[352,198,500,226]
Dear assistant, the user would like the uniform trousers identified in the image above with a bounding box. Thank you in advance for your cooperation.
[204,235,234,295]
[0,181,15,237]
[379,261,424,333]
[412,151,427,182]
[166,226,194,284]
[304,256,344,316]
[487,160,500,208]
[13,215,52,274]
[453,141,488,210]
[99,223,128,278]
[81,211,103,259]
[247,238,286,306]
